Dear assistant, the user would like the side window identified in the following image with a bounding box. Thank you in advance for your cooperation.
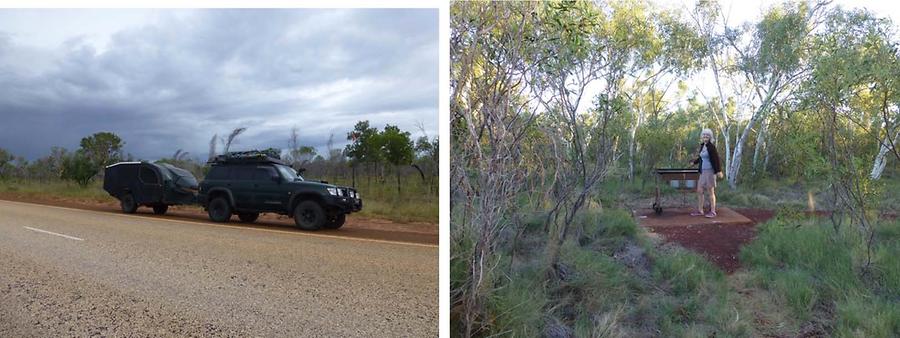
[139,167,159,184]
[254,166,278,181]
[232,166,254,181]
[206,166,229,180]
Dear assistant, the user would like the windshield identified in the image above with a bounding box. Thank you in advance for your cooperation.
[275,164,303,181]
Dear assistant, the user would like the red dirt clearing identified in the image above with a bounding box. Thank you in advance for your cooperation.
[635,207,775,273]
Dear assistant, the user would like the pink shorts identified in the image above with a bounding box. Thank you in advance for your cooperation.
[698,171,717,189]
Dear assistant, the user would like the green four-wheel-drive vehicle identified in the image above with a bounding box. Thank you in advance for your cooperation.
[103,161,199,215]
[198,150,362,230]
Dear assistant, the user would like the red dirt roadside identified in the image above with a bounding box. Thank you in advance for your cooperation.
[0,193,438,246]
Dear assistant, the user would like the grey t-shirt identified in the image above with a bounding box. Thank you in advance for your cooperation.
[700,145,713,172]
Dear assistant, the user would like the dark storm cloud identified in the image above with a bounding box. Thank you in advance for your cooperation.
[0,9,438,161]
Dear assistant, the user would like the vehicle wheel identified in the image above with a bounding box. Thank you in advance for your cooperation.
[238,212,259,223]
[208,197,231,222]
[121,194,138,214]
[293,201,325,231]
[323,213,346,229]
[153,205,168,215]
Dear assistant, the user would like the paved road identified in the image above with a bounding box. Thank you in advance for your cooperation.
[0,200,437,337]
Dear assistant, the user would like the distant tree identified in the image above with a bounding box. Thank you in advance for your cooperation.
[61,152,97,186]
[414,136,439,191]
[381,124,414,194]
[79,132,124,170]
[0,148,13,179]
[12,156,28,179]
[285,126,318,167]
[345,120,384,185]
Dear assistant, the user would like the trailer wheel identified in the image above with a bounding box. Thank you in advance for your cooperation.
[152,205,168,215]
[208,197,231,222]
[121,194,138,214]
[323,213,346,229]
[238,212,259,223]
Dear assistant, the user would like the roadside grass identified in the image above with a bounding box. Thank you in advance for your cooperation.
[0,179,112,203]
[740,213,900,337]
[301,175,437,223]
[0,177,437,224]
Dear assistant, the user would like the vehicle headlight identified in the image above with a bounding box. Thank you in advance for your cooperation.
[327,187,338,196]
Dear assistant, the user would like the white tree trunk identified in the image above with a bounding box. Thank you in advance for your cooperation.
[628,127,635,181]
[752,118,767,170]
[728,82,778,188]
[870,129,900,180]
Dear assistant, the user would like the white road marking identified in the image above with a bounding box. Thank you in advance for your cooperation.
[0,199,435,248]
[23,226,84,241]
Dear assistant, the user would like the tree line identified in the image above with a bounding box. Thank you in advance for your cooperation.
[0,120,438,196]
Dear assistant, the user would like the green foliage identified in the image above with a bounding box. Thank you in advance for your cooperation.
[381,125,414,167]
[60,152,98,187]
[0,148,13,179]
[414,136,438,163]
[78,131,123,169]
[345,120,383,165]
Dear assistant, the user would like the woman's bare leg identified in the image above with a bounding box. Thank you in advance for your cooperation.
[709,187,717,213]
[697,187,705,213]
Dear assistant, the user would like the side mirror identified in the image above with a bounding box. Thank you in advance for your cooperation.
[296,168,307,174]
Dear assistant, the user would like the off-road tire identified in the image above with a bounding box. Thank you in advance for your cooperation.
[293,201,325,231]
[208,197,231,223]
[121,194,138,214]
[238,212,259,223]
[323,213,346,229]
[153,205,169,215]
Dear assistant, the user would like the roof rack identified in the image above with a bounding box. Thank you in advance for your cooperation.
[208,148,286,165]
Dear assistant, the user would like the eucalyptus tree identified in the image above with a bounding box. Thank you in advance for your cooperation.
[450,1,543,335]
[619,2,708,181]
[523,0,616,278]
[721,1,828,188]
[801,7,899,269]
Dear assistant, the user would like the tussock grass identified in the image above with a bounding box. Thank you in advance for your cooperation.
[740,215,900,336]
[456,205,756,337]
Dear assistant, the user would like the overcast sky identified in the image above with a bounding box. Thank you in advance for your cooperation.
[0,8,438,161]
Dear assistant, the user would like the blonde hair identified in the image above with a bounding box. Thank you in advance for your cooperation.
[701,128,714,140]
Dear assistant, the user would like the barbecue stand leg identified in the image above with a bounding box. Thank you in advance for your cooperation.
[654,174,663,215]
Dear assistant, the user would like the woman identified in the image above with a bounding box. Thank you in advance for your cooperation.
[690,129,724,218]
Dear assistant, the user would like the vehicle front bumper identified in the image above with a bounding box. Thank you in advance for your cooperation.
[326,195,363,213]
